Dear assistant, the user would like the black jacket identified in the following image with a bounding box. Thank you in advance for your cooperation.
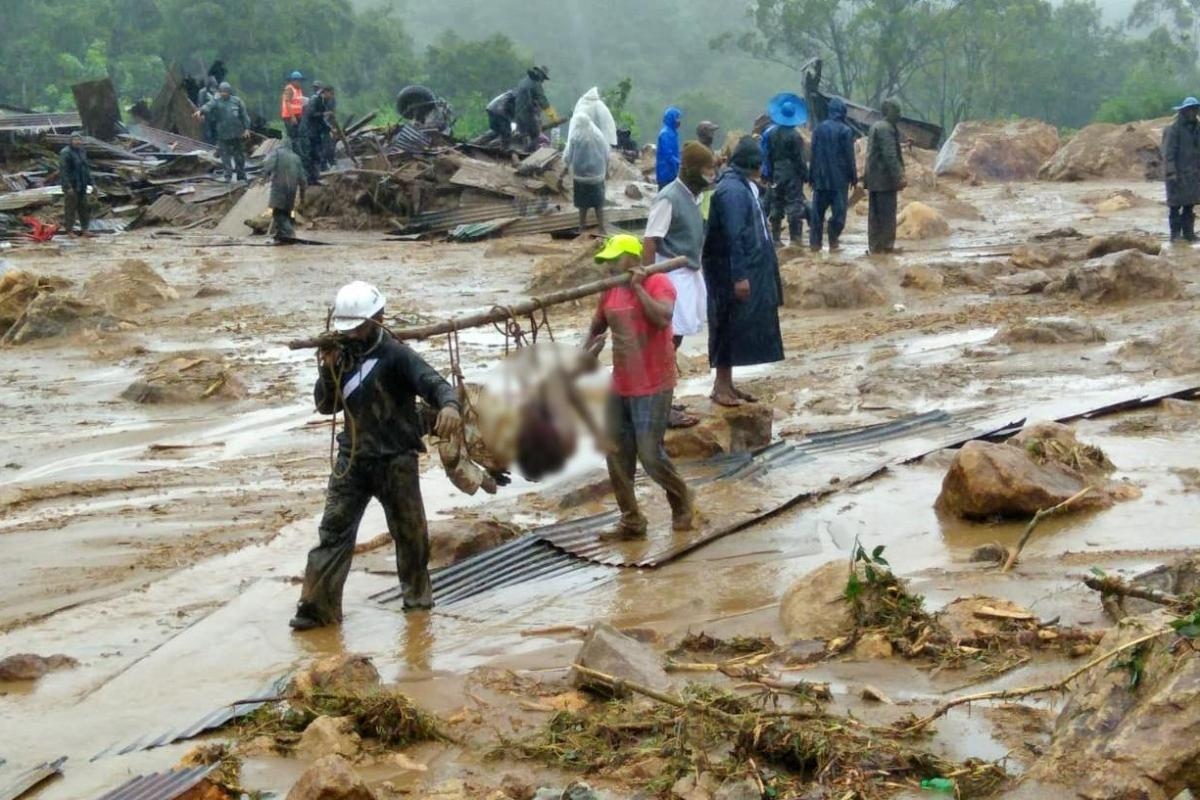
[314,331,458,458]
[59,145,92,193]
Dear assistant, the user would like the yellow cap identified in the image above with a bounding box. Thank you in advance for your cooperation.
[594,233,643,262]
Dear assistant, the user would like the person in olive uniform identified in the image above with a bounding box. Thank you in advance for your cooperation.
[301,84,336,185]
[197,76,220,144]
[194,82,251,182]
[263,146,305,240]
[1163,96,1200,242]
[291,281,463,630]
[514,65,550,150]
[864,98,906,254]
[58,133,94,236]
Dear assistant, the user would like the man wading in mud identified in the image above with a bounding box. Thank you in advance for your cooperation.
[291,281,462,630]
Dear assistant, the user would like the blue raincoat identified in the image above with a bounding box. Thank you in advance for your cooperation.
[656,106,682,187]
[810,98,857,190]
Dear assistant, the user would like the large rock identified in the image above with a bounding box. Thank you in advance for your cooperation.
[937,596,1037,646]
[1009,421,1114,478]
[935,119,1061,181]
[992,317,1106,345]
[664,403,773,459]
[571,623,674,697]
[82,259,177,316]
[935,439,1112,519]
[782,261,889,309]
[290,654,381,697]
[1084,231,1162,259]
[1039,119,1168,182]
[0,292,121,345]
[1024,611,1200,799]
[779,560,855,641]
[993,270,1051,296]
[285,755,375,800]
[298,715,361,759]
[900,265,945,292]
[121,352,246,404]
[896,201,949,240]
[429,518,522,569]
[0,270,71,332]
[0,653,78,681]
[1048,250,1181,304]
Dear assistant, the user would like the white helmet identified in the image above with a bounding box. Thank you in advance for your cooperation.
[331,281,385,331]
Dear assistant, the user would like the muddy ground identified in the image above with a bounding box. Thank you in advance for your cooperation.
[1,175,1199,799]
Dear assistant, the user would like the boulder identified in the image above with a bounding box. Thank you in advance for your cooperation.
[1039,119,1168,182]
[714,778,762,800]
[852,631,894,659]
[0,653,78,681]
[896,201,949,239]
[1048,250,1181,304]
[624,184,643,199]
[1010,421,1115,478]
[779,560,855,641]
[935,119,1060,181]
[935,439,1112,519]
[121,352,246,404]
[298,715,361,759]
[429,518,522,570]
[991,317,1106,345]
[1024,611,1200,799]
[0,292,121,345]
[0,270,71,332]
[782,261,889,309]
[82,259,177,316]
[571,623,674,697]
[665,403,773,459]
[1009,243,1071,271]
[290,654,381,697]
[1085,189,1149,214]
[937,596,1037,646]
[1084,231,1161,259]
[900,265,945,292]
[993,270,1051,295]
[285,755,375,800]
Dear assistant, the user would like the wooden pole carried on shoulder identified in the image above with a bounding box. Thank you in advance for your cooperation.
[286,255,688,349]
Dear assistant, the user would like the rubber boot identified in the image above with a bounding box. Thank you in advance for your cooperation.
[790,221,803,247]
[1185,210,1196,242]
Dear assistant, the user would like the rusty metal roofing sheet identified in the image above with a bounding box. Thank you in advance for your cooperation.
[43,134,148,162]
[92,675,286,760]
[0,112,80,132]
[0,757,66,800]
[92,764,216,800]
[123,124,216,157]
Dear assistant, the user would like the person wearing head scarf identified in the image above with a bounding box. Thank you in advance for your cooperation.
[1163,96,1200,242]
[864,97,906,254]
[809,97,858,252]
[656,106,683,188]
[701,137,784,407]
[565,109,611,234]
[643,141,717,427]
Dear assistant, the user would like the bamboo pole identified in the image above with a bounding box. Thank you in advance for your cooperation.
[286,255,688,349]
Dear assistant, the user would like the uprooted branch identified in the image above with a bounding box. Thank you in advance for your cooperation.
[1083,574,1183,608]
[1001,486,1093,572]
[901,628,1171,733]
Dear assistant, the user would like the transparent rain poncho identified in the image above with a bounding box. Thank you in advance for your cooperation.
[572,87,618,147]
[564,111,609,183]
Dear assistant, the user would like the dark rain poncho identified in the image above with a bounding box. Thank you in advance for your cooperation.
[1163,114,1200,207]
[702,168,785,368]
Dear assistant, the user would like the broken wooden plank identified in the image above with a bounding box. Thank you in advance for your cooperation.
[449,158,533,198]
[973,606,1037,622]
[516,146,561,176]
[72,77,121,141]
[213,184,270,237]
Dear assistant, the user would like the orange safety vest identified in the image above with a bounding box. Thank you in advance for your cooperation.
[281,84,305,122]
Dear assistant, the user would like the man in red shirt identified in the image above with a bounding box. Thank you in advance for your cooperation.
[587,234,696,539]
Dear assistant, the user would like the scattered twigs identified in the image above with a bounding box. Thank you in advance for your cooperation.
[901,628,1171,733]
[1001,487,1093,572]
[1083,574,1183,608]
[571,664,743,725]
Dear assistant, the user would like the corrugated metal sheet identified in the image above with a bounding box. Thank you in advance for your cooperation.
[0,112,81,133]
[391,124,433,154]
[123,124,216,157]
[43,134,148,162]
[504,207,647,237]
[92,675,287,760]
[91,764,216,800]
[394,198,553,235]
[0,757,66,800]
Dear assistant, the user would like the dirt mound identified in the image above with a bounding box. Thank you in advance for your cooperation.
[82,259,178,316]
[781,260,890,309]
[120,352,246,403]
[992,317,1106,345]
[1039,118,1168,181]
[1084,230,1161,259]
[484,237,571,259]
[2,292,122,345]
[526,239,605,293]
[1047,249,1181,303]
[935,119,1060,181]
[1118,323,1200,374]
[0,270,72,331]
[896,201,950,239]
[900,265,945,292]
[1082,188,1152,214]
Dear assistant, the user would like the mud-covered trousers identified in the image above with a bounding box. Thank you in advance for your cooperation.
[809,187,848,249]
[217,137,246,181]
[770,174,807,242]
[298,452,432,623]
[1169,205,1196,241]
[868,190,898,253]
[62,188,90,233]
[605,390,691,535]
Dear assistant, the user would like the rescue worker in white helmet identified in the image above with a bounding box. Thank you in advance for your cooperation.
[291,281,462,630]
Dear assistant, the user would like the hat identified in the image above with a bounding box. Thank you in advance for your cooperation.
[1176,96,1200,111]
[730,136,762,171]
[768,92,808,127]
[682,141,715,171]
[530,65,550,81]
[290,70,304,81]
[594,233,643,262]
[696,120,719,136]
[218,81,232,92]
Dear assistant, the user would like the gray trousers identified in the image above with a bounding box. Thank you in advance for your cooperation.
[298,452,432,622]
[217,137,246,181]
[868,190,898,253]
[62,189,90,233]
[272,208,295,239]
[605,390,691,534]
